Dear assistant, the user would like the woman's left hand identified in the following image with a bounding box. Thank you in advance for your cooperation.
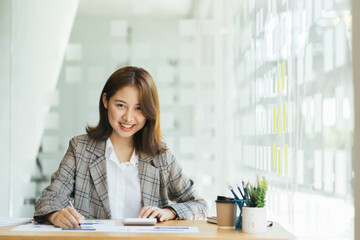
[137,206,176,222]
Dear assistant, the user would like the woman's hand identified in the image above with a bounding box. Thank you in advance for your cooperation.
[47,206,85,229]
[138,206,176,222]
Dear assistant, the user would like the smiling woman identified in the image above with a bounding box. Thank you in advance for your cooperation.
[33,66,208,229]
[104,85,146,137]
[87,66,164,156]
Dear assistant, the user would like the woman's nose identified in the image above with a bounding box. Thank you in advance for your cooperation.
[123,109,134,122]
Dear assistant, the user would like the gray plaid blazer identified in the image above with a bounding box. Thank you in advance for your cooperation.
[34,134,208,223]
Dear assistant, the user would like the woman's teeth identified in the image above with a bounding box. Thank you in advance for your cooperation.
[120,123,134,129]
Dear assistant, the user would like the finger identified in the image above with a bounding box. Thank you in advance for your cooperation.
[67,206,84,224]
[53,220,64,228]
[61,208,80,228]
[57,216,73,229]
[139,206,153,218]
[52,219,64,228]
[138,206,150,218]
[148,209,160,219]
[142,207,158,218]
[77,214,85,224]
[159,211,165,222]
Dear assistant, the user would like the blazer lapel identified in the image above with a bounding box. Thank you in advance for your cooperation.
[138,154,160,207]
[87,139,111,218]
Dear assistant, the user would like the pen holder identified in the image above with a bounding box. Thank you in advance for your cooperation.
[234,199,246,231]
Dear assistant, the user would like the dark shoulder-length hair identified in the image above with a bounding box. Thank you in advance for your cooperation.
[86,66,167,156]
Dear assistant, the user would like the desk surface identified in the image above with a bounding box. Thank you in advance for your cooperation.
[0,220,296,240]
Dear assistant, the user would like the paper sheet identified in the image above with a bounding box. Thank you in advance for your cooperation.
[12,220,115,232]
[12,220,199,233]
[12,224,62,232]
[0,218,32,227]
[104,226,199,233]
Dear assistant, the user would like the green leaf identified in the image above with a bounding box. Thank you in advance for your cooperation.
[245,175,268,207]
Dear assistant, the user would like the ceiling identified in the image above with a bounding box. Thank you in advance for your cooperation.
[77,0,194,17]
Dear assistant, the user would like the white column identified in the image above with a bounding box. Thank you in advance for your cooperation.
[10,0,79,217]
[0,0,11,217]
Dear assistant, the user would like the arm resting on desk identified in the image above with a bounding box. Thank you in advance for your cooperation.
[162,151,208,220]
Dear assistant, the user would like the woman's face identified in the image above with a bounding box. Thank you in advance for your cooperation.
[103,85,146,141]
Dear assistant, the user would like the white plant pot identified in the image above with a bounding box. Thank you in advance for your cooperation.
[242,207,267,233]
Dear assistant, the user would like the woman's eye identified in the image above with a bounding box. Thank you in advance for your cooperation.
[117,104,125,108]
[136,107,141,110]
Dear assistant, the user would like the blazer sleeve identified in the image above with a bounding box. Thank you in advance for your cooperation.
[164,152,208,220]
[33,138,77,223]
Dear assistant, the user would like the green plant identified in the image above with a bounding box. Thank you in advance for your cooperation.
[246,175,268,207]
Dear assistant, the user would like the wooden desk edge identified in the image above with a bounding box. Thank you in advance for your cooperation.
[0,220,297,240]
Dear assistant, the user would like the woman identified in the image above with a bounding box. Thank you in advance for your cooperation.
[34,66,208,229]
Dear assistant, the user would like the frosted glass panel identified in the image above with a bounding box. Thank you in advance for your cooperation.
[65,43,82,61]
[110,20,128,37]
[232,0,353,239]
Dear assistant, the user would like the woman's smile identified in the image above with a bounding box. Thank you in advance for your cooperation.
[119,122,135,131]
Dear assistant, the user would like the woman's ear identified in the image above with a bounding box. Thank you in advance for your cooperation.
[102,93,108,109]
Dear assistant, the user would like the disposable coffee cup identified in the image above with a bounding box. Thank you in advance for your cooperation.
[215,196,236,229]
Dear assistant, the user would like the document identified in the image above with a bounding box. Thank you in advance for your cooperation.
[12,220,199,233]
[0,218,32,227]
[102,226,199,233]
[12,220,115,232]
[12,224,62,232]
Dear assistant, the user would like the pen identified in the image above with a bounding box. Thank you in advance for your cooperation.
[236,185,245,199]
[68,200,75,209]
[68,201,82,226]
[227,184,240,200]
[243,182,249,200]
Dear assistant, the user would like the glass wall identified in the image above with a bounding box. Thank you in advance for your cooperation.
[228,0,353,239]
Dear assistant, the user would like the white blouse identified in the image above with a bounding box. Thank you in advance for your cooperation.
[105,138,142,219]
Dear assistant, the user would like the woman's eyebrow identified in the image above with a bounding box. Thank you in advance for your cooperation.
[114,99,140,105]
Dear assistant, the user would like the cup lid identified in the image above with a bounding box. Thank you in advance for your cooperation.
[215,196,235,203]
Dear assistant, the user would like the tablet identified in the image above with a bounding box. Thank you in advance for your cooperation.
[123,218,157,226]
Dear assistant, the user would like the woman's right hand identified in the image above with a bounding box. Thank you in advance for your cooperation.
[47,206,85,229]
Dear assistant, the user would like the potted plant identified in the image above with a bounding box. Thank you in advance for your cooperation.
[242,175,268,233]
